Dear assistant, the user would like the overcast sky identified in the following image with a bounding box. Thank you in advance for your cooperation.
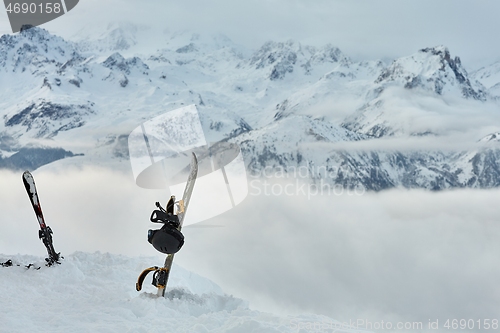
[1,0,500,69]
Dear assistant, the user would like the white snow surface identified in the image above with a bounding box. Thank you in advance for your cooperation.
[0,252,362,333]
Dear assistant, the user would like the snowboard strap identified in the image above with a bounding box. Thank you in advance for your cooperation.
[135,266,170,291]
[150,210,179,225]
[152,268,168,289]
[166,196,175,214]
[39,228,62,266]
[136,266,159,291]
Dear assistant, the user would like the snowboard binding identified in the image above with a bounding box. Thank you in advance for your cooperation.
[39,226,62,266]
[150,202,180,228]
[152,268,167,288]
[147,197,185,255]
[135,266,169,291]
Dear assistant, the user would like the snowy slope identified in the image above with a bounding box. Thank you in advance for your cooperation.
[0,252,363,333]
[472,61,500,97]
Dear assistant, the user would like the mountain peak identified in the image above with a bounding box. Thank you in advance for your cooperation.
[18,25,51,38]
[0,25,55,48]
[419,45,449,57]
[251,40,303,65]
[102,52,148,75]
[0,26,78,72]
[479,132,500,143]
[247,40,348,80]
[309,43,349,65]
[248,40,302,80]
[104,52,126,65]
[376,45,485,100]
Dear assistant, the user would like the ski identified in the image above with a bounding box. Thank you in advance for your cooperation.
[136,153,198,296]
[22,171,62,266]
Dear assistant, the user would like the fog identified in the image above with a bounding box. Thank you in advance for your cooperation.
[1,167,499,327]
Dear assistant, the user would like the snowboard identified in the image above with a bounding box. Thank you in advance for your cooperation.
[22,171,62,266]
[136,153,198,296]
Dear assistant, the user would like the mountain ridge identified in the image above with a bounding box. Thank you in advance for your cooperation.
[1,26,500,190]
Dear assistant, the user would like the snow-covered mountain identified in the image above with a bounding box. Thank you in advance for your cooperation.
[1,25,500,190]
[472,60,500,97]
[342,46,487,138]
[377,46,485,99]
[244,40,349,81]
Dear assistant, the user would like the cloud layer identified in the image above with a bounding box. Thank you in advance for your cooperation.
[2,167,498,326]
[181,181,500,324]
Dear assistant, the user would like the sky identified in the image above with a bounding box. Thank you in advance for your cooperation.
[1,0,500,69]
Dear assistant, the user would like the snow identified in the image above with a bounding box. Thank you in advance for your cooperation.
[0,252,363,333]
[0,13,499,333]
[472,61,500,90]
[479,132,500,143]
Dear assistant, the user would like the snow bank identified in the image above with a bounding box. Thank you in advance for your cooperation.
[0,252,362,333]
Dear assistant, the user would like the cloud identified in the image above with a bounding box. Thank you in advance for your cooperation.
[315,88,500,152]
[1,166,499,325]
[178,181,500,324]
